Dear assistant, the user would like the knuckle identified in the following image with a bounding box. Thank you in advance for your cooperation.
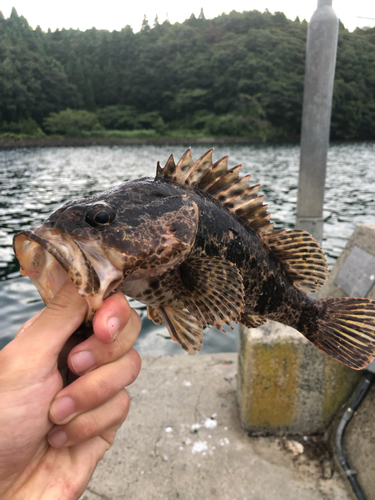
[118,388,130,412]
[110,309,141,353]
[92,376,113,401]
[131,309,142,333]
[125,349,142,383]
[112,389,130,425]
[79,413,101,439]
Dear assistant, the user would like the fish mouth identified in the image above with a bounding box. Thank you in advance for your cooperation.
[13,226,123,322]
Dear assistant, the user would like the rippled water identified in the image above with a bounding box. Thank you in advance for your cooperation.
[1,142,374,351]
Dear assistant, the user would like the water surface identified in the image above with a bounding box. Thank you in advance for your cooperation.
[1,142,374,352]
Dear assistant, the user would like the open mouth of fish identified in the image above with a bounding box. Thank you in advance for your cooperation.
[13,226,124,321]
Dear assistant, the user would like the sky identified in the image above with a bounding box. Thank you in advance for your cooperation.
[1,0,374,33]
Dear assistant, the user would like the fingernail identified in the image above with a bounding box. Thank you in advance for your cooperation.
[51,396,75,421]
[49,429,68,447]
[71,351,95,374]
[108,316,121,340]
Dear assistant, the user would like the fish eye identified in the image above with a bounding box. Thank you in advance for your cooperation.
[85,205,115,228]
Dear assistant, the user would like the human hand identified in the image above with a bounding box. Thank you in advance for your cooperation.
[0,279,141,500]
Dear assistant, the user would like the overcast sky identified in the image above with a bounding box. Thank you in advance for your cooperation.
[1,0,374,33]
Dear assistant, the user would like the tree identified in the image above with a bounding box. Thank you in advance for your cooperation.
[44,109,102,136]
[0,9,374,140]
[141,15,150,32]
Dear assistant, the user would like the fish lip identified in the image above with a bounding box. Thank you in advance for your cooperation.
[13,227,88,308]
[14,228,79,278]
[13,226,122,322]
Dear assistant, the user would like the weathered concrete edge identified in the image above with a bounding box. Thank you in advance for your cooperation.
[318,223,375,299]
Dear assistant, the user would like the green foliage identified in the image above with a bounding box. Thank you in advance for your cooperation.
[97,106,166,133]
[0,10,374,140]
[97,105,138,130]
[44,109,102,136]
[0,10,82,125]
[0,117,45,136]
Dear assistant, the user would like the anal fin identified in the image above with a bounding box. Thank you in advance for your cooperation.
[159,307,203,354]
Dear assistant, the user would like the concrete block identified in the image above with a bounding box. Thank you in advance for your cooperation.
[237,322,360,436]
[318,223,375,299]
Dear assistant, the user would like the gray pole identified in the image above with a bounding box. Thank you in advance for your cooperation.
[296,0,338,243]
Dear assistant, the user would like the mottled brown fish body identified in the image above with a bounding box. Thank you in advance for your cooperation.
[13,149,375,369]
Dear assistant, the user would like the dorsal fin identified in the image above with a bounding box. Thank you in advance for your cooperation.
[263,230,328,292]
[156,148,273,235]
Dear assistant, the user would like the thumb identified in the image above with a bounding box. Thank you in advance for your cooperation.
[18,278,88,359]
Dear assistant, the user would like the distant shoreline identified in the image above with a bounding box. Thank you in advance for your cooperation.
[0,136,296,150]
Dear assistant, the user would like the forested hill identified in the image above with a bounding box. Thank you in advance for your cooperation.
[1,7,375,141]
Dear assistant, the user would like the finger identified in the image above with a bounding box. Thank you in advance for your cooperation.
[17,278,87,358]
[16,309,44,338]
[68,309,142,375]
[48,388,130,448]
[50,348,141,425]
[92,291,131,343]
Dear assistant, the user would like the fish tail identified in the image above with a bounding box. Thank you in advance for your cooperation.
[303,297,375,369]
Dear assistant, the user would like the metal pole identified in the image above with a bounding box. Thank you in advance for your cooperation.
[296,0,338,244]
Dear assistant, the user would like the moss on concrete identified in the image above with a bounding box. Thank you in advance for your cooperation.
[249,342,300,427]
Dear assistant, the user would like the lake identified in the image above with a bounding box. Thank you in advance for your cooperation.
[1,142,374,352]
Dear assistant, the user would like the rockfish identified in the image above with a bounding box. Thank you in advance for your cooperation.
[13,149,375,369]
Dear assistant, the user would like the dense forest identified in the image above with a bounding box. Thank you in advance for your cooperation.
[0,7,375,141]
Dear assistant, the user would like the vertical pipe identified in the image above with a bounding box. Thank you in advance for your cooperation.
[296,0,338,244]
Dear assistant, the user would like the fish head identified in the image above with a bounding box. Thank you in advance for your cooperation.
[13,179,199,321]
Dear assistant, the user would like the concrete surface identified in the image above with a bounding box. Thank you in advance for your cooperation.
[320,223,375,498]
[238,323,361,436]
[81,354,353,500]
[318,223,375,300]
[331,375,375,500]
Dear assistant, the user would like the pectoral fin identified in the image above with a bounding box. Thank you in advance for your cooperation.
[174,256,245,331]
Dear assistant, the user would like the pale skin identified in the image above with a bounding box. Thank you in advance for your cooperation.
[0,279,142,500]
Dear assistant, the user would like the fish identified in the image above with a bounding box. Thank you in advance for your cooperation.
[13,148,375,369]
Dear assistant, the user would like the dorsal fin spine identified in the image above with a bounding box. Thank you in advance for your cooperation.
[160,154,176,178]
[175,148,195,182]
[185,149,214,186]
[218,174,251,202]
[197,156,229,190]
[159,149,274,236]
[206,165,242,195]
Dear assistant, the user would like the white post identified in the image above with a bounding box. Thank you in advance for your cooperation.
[296,0,339,243]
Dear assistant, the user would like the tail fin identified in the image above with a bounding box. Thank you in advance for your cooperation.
[309,298,375,369]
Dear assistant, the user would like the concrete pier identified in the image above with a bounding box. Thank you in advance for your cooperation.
[81,354,352,500]
[296,0,339,243]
